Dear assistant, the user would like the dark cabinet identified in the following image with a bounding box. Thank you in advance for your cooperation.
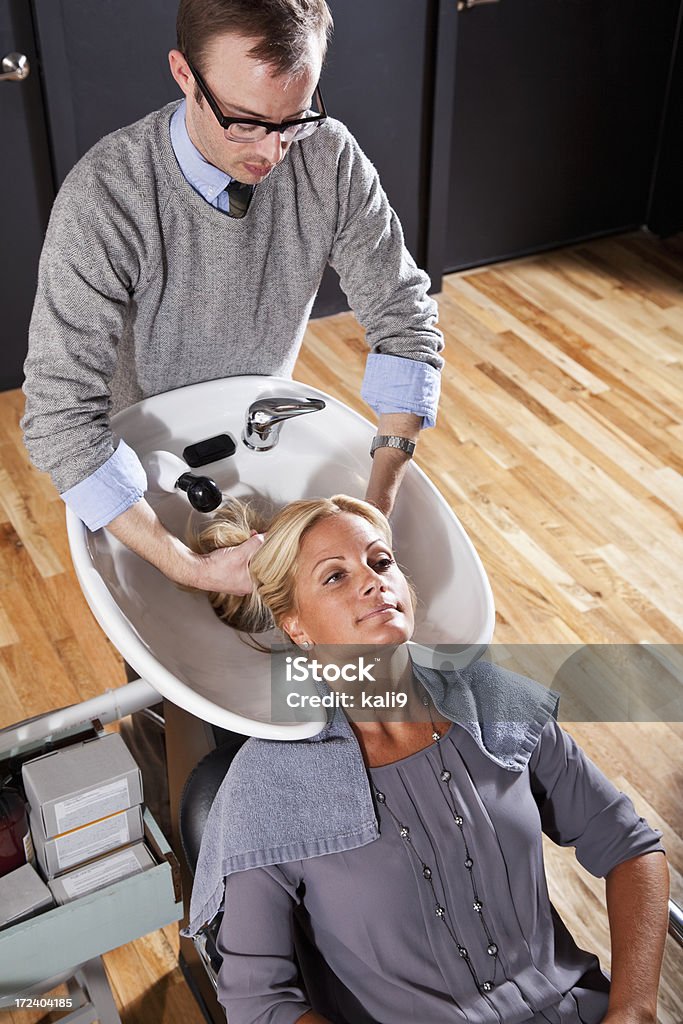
[648,9,683,236]
[1,0,54,391]
[444,0,683,272]
[31,0,179,187]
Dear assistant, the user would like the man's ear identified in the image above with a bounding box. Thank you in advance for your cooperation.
[168,49,194,97]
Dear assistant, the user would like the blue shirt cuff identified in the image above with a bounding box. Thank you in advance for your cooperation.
[360,353,441,429]
[61,439,147,531]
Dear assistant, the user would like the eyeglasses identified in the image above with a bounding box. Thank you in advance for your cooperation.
[187,59,327,143]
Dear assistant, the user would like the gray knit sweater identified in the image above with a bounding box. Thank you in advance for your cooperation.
[21,101,443,493]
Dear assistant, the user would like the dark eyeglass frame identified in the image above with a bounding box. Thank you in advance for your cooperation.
[186,58,327,140]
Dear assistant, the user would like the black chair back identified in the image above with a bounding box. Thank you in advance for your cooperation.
[179,734,247,873]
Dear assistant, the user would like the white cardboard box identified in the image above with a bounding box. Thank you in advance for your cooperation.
[31,805,144,878]
[48,842,155,904]
[22,733,142,839]
[0,863,53,929]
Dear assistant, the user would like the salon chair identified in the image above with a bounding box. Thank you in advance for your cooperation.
[177,733,246,1022]
[179,738,245,988]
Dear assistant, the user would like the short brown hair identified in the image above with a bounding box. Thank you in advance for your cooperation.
[177,0,333,80]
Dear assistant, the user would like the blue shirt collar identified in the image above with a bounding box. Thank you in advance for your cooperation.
[170,99,232,203]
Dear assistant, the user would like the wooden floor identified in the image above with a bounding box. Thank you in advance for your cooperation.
[1,230,682,1021]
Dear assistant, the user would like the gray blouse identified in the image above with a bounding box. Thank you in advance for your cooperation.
[216,718,664,1024]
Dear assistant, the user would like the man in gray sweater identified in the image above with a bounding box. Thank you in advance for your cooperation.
[22,0,444,598]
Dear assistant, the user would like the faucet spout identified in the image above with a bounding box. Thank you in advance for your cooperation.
[242,396,326,451]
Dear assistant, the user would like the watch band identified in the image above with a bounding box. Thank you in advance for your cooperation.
[370,435,416,459]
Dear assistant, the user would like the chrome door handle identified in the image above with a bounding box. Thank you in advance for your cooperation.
[457,0,500,9]
[0,53,30,82]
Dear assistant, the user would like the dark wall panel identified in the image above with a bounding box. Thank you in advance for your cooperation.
[1,0,55,389]
[648,3,683,235]
[445,0,681,272]
[32,0,179,186]
[315,0,435,314]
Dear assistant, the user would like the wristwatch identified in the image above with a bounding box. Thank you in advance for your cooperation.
[370,435,416,459]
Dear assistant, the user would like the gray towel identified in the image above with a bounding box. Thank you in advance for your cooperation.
[184,656,559,936]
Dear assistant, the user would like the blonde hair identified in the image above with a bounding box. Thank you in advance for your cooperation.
[188,494,393,635]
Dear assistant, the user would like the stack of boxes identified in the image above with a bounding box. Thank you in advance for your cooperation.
[20,733,154,906]
[0,727,182,993]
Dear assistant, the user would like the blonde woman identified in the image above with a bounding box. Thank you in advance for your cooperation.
[187,495,669,1024]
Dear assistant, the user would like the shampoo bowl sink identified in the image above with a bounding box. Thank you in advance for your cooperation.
[67,377,494,738]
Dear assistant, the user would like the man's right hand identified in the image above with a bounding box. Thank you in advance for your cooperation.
[194,532,265,594]
[106,498,265,595]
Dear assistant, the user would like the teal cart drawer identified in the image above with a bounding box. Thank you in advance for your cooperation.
[0,809,183,996]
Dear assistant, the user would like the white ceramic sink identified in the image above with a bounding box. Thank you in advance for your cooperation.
[67,376,494,738]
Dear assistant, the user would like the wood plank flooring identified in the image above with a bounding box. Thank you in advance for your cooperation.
[1,230,681,1022]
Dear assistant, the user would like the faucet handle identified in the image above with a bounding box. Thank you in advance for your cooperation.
[243,396,326,451]
[249,397,325,423]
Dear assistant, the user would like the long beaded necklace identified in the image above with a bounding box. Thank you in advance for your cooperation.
[371,693,500,996]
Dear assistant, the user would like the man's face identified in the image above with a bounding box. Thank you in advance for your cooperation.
[171,32,323,185]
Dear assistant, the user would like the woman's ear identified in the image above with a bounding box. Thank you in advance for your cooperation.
[281,614,310,649]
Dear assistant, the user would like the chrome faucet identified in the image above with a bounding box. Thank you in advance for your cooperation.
[242,396,326,451]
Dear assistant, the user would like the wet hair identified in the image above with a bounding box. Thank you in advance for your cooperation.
[177,0,333,85]
[187,494,398,636]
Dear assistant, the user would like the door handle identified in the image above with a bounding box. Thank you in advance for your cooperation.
[0,53,30,82]
[457,0,500,9]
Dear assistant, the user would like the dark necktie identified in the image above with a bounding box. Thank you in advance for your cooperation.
[226,179,254,219]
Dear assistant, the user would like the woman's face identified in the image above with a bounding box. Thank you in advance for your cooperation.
[281,512,415,647]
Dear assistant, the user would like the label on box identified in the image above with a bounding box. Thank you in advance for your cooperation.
[53,777,130,834]
[55,813,132,871]
[23,829,35,867]
[59,848,143,900]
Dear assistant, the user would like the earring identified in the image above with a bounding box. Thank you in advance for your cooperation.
[301,641,311,649]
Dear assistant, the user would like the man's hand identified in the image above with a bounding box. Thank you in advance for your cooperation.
[194,533,265,594]
[106,498,264,594]
[365,412,422,517]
